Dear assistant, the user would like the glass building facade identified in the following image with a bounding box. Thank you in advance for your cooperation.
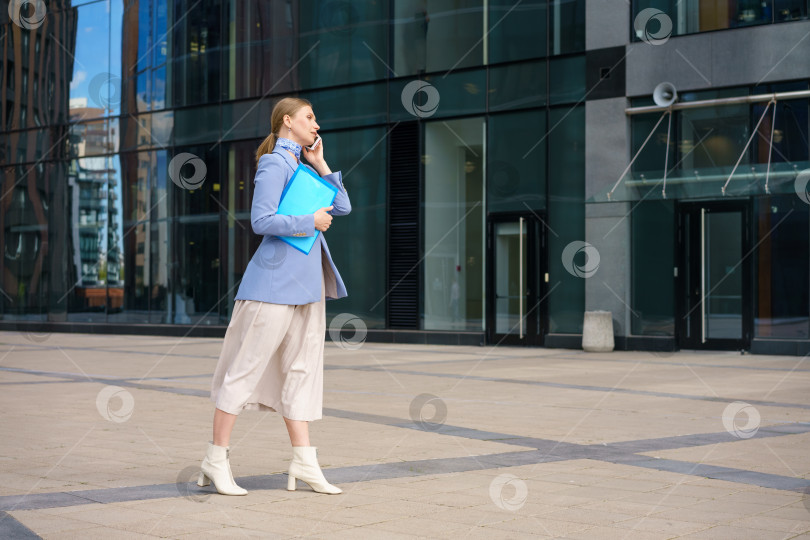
[1,0,808,355]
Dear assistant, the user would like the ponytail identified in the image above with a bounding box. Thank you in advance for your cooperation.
[256,133,277,165]
[256,96,312,166]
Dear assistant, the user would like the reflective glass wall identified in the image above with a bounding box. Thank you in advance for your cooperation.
[605,84,810,203]
[754,195,810,339]
[423,118,485,331]
[1,0,586,336]
[625,85,810,340]
[632,0,808,39]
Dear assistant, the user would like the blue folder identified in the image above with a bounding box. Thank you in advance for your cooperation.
[276,164,338,254]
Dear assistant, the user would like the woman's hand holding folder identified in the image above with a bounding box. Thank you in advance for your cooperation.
[314,206,334,232]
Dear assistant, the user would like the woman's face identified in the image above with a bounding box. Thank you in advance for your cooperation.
[283,106,320,147]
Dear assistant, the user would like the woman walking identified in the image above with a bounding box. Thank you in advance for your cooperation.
[199,97,351,496]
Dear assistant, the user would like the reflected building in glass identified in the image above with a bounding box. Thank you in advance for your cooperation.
[1,0,808,356]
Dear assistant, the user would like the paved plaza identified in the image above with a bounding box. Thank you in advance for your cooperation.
[0,331,808,539]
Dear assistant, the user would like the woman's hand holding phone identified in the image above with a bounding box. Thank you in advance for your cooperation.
[303,136,332,176]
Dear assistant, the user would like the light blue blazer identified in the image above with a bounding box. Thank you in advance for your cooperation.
[234,146,351,305]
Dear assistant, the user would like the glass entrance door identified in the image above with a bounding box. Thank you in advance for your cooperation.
[678,201,752,350]
[487,214,544,345]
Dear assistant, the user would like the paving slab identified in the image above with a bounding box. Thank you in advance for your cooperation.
[0,331,808,538]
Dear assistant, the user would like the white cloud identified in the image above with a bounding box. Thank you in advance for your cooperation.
[70,70,87,90]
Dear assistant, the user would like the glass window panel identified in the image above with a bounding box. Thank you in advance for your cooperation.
[221,141,259,317]
[549,55,585,105]
[225,0,297,100]
[487,110,547,212]
[323,126,388,329]
[297,0,389,90]
[115,151,152,323]
[2,129,52,164]
[306,82,388,131]
[65,157,111,322]
[423,69,486,119]
[487,0,547,64]
[165,146,222,326]
[154,0,168,67]
[138,0,151,73]
[107,155,125,315]
[494,220,527,334]
[705,211,743,340]
[628,88,769,200]
[755,195,810,339]
[679,104,748,169]
[752,85,809,195]
[774,0,808,20]
[631,200,675,335]
[1,165,54,320]
[390,70,485,121]
[69,2,113,117]
[423,117,486,331]
[70,119,114,158]
[118,111,175,151]
[113,150,170,324]
[146,150,169,324]
[547,105,585,333]
[169,0,223,108]
[488,61,547,112]
[109,0,124,117]
[136,71,149,113]
[220,99,272,143]
[550,0,585,55]
[153,65,168,110]
[0,6,77,130]
[631,0,803,39]
[393,0,484,77]
[175,105,218,146]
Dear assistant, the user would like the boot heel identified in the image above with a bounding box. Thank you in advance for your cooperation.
[198,443,247,496]
[287,446,342,494]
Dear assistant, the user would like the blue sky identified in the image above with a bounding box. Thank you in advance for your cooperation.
[69,0,123,115]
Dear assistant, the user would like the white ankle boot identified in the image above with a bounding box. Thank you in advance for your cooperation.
[198,443,248,496]
[287,446,342,494]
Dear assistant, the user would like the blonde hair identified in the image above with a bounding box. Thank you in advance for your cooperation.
[255,97,313,165]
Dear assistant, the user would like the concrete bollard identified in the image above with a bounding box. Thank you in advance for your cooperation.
[582,310,614,352]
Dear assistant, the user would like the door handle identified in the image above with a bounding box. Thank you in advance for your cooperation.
[700,208,707,344]
[519,217,524,339]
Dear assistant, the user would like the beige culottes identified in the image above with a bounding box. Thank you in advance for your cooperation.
[210,247,338,421]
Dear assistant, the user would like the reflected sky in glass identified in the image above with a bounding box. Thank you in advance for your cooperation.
[69,1,123,117]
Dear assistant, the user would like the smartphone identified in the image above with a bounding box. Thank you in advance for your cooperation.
[307,135,321,150]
